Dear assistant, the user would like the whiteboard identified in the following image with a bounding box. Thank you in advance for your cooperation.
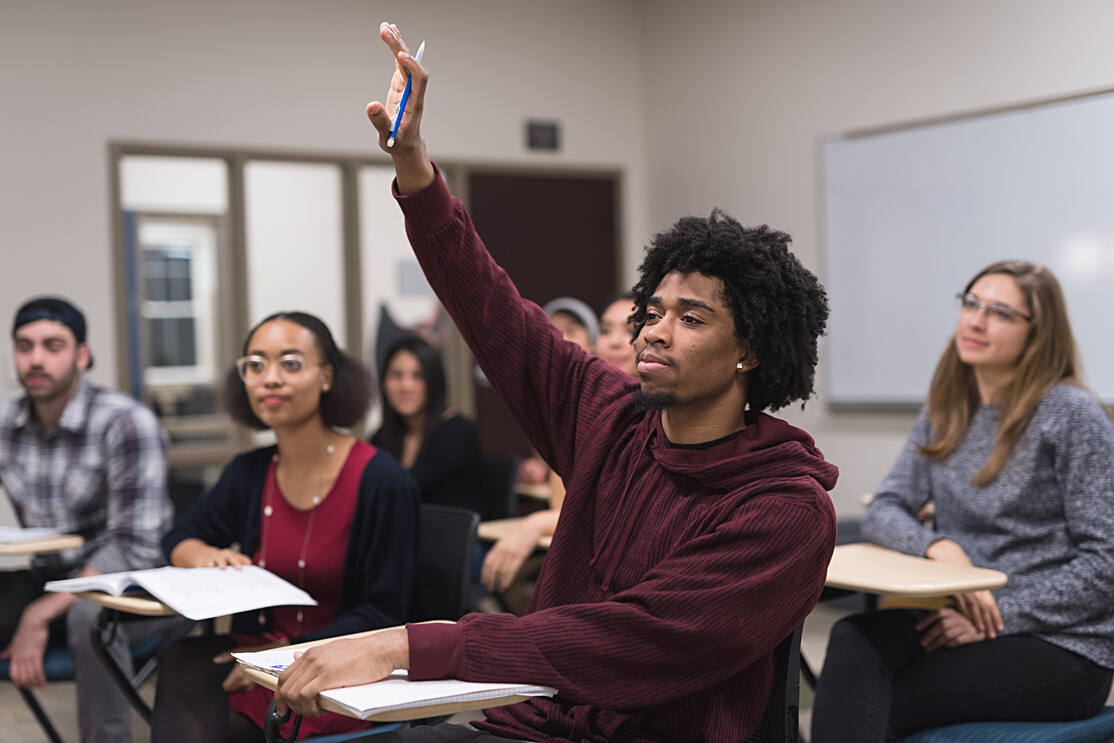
[821,90,1114,407]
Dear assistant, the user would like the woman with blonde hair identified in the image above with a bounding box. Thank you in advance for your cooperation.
[812,261,1114,742]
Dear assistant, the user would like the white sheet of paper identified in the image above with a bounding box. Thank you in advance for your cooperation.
[233,648,557,719]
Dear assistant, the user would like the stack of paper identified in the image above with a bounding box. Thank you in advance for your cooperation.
[45,565,316,621]
[234,647,557,720]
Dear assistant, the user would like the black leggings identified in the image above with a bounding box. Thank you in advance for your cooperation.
[811,610,1113,742]
[150,634,264,743]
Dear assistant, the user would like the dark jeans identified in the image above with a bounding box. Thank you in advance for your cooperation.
[811,610,1113,742]
[150,634,263,743]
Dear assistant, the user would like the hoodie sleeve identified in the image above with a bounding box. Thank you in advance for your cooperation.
[862,409,940,557]
[393,171,637,481]
[407,492,835,707]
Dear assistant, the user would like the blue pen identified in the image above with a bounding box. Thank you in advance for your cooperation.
[387,40,425,148]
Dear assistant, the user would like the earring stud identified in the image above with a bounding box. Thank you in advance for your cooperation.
[737,362,744,370]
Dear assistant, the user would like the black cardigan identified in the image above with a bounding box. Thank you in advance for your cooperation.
[162,444,419,642]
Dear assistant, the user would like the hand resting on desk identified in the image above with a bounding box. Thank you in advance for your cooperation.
[926,538,1003,638]
[275,626,410,717]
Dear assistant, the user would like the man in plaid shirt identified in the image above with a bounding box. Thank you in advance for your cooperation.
[0,296,172,743]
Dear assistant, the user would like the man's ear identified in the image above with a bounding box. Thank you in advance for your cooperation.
[737,340,759,373]
[76,342,91,372]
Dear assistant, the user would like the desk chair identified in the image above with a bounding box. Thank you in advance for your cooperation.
[478,456,521,522]
[264,504,482,743]
[748,624,804,743]
[0,626,167,743]
[899,706,1114,743]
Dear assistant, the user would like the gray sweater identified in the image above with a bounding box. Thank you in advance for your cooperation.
[864,384,1114,668]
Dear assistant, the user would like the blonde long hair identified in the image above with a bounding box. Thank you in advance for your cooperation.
[919,261,1083,486]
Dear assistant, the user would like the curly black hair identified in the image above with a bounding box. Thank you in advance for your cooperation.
[630,209,828,413]
[225,311,374,430]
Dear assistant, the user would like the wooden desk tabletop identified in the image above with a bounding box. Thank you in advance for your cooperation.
[74,591,179,617]
[238,627,536,722]
[476,518,552,549]
[515,483,552,502]
[0,534,84,555]
[826,543,1006,597]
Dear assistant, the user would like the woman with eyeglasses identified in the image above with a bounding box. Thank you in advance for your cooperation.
[151,311,419,743]
[812,261,1114,742]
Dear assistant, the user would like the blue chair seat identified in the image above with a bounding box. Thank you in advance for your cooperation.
[0,645,76,682]
[901,706,1114,743]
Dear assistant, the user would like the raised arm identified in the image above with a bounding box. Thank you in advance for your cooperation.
[364,24,635,476]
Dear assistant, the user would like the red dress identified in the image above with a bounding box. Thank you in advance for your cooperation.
[229,441,377,739]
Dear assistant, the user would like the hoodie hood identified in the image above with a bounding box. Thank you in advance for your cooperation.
[649,411,839,494]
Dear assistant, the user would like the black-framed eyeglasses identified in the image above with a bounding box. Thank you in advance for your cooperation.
[956,292,1032,324]
[235,354,319,385]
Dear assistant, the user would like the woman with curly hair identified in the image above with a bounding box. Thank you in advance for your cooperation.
[151,311,419,743]
[812,262,1114,741]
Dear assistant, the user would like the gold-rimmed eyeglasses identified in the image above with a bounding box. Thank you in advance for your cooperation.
[956,292,1032,324]
[235,354,319,385]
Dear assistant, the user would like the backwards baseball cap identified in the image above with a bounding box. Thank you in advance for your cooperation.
[12,296,94,369]
[542,297,600,346]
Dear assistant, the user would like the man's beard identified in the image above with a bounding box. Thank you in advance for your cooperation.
[631,390,678,411]
[20,364,78,404]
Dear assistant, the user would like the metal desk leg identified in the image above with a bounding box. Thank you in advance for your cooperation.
[18,687,66,743]
[90,608,152,722]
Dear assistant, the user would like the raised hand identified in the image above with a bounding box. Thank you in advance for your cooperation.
[366,22,435,194]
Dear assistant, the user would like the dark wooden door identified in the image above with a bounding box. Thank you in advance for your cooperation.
[467,172,618,457]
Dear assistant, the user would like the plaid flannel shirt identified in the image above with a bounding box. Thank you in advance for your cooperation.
[0,376,172,577]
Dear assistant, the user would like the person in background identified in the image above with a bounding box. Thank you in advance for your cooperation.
[812,261,1114,742]
[151,311,418,743]
[513,297,600,489]
[481,295,638,593]
[371,334,486,515]
[0,295,172,743]
[597,293,639,378]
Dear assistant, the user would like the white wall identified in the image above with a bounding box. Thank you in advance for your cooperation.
[5,0,1114,516]
[639,0,1114,514]
[0,0,650,394]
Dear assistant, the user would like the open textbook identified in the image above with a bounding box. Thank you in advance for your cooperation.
[234,647,557,720]
[45,565,315,621]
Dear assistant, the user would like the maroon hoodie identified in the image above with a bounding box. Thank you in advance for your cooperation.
[399,170,838,743]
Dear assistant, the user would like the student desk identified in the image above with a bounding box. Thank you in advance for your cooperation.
[826,543,1006,597]
[514,483,552,502]
[0,533,84,555]
[74,592,185,722]
[476,517,552,549]
[238,627,541,723]
[802,543,1008,689]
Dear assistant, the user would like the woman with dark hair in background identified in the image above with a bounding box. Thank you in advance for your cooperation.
[371,334,486,514]
[151,311,419,743]
[812,262,1114,741]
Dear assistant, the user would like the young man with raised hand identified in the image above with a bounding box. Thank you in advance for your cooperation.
[275,23,838,743]
[0,296,172,743]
